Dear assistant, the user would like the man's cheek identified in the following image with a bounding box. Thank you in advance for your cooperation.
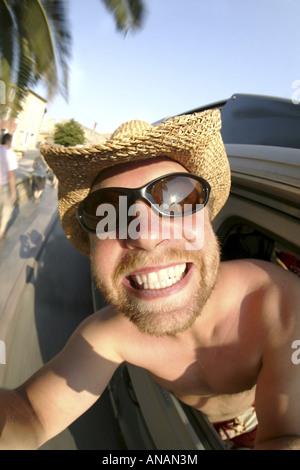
[90,240,119,284]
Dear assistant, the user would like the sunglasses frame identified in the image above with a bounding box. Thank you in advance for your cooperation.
[77,172,211,233]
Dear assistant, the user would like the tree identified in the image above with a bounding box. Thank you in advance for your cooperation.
[54,119,85,147]
[0,0,145,115]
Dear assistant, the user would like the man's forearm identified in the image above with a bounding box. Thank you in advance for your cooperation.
[254,435,300,450]
[0,388,44,450]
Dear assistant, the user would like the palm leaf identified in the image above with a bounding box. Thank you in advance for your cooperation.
[12,36,35,115]
[0,0,144,116]
[0,0,15,103]
[0,0,70,114]
[13,0,59,98]
[128,0,145,28]
[101,0,145,33]
[41,0,71,100]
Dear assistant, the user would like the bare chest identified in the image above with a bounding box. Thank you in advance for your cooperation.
[120,268,264,421]
[129,337,260,422]
[151,343,258,392]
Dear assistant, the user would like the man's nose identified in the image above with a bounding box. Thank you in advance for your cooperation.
[122,201,183,251]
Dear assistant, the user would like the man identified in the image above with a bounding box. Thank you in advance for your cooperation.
[0,111,299,450]
[0,133,18,239]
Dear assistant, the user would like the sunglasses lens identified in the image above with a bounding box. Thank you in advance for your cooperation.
[80,189,124,232]
[78,173,209,233]
[151,175,207,215]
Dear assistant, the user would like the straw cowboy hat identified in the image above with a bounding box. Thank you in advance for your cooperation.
[41,109,231,258]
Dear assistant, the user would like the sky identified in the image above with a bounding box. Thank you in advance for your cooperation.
[39,0,300,134]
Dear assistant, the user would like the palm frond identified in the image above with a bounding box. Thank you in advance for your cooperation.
[0,0,145,117]
[101,0,145,33]
[0,0,71,114]
[41,0,72,101]
[12,35,35,116]
[13,0,59,98]
[0,0,15,101]
[128,0,145,28]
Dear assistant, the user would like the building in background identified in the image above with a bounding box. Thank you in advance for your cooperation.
[39,119,111,146]
[1,86,111,153]
[0,87,47,153]
[13,90,47,151]
[0,86,18,136]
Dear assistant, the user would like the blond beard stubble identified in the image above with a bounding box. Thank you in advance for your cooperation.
[91,234,221,337]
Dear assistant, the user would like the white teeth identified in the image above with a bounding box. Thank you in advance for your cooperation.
[131,264,186,290]
[135,274,143,285]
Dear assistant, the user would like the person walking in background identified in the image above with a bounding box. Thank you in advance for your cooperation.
[46,164,58,189]
[0,133,18,240]
[31,154,48,204]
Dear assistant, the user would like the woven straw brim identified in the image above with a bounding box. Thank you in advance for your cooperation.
[41,109,231,258]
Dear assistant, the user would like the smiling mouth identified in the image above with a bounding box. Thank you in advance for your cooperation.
[127,263,189,290]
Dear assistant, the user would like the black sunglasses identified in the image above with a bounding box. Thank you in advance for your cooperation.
[77,172,211,234]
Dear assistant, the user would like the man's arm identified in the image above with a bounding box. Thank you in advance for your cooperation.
[254,269,300,450]
[0,309,123,449]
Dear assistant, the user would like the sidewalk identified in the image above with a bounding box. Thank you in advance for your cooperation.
[0,181,58,342]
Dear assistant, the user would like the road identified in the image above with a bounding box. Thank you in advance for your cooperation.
[0,181,126,450]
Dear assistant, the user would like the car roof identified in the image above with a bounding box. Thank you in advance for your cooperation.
[157,93,300,150]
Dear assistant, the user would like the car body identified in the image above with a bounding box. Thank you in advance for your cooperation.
[92,94,300,450]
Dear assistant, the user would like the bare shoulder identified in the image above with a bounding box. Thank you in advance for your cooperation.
[220,258,300,329]
[220,258,299,290]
